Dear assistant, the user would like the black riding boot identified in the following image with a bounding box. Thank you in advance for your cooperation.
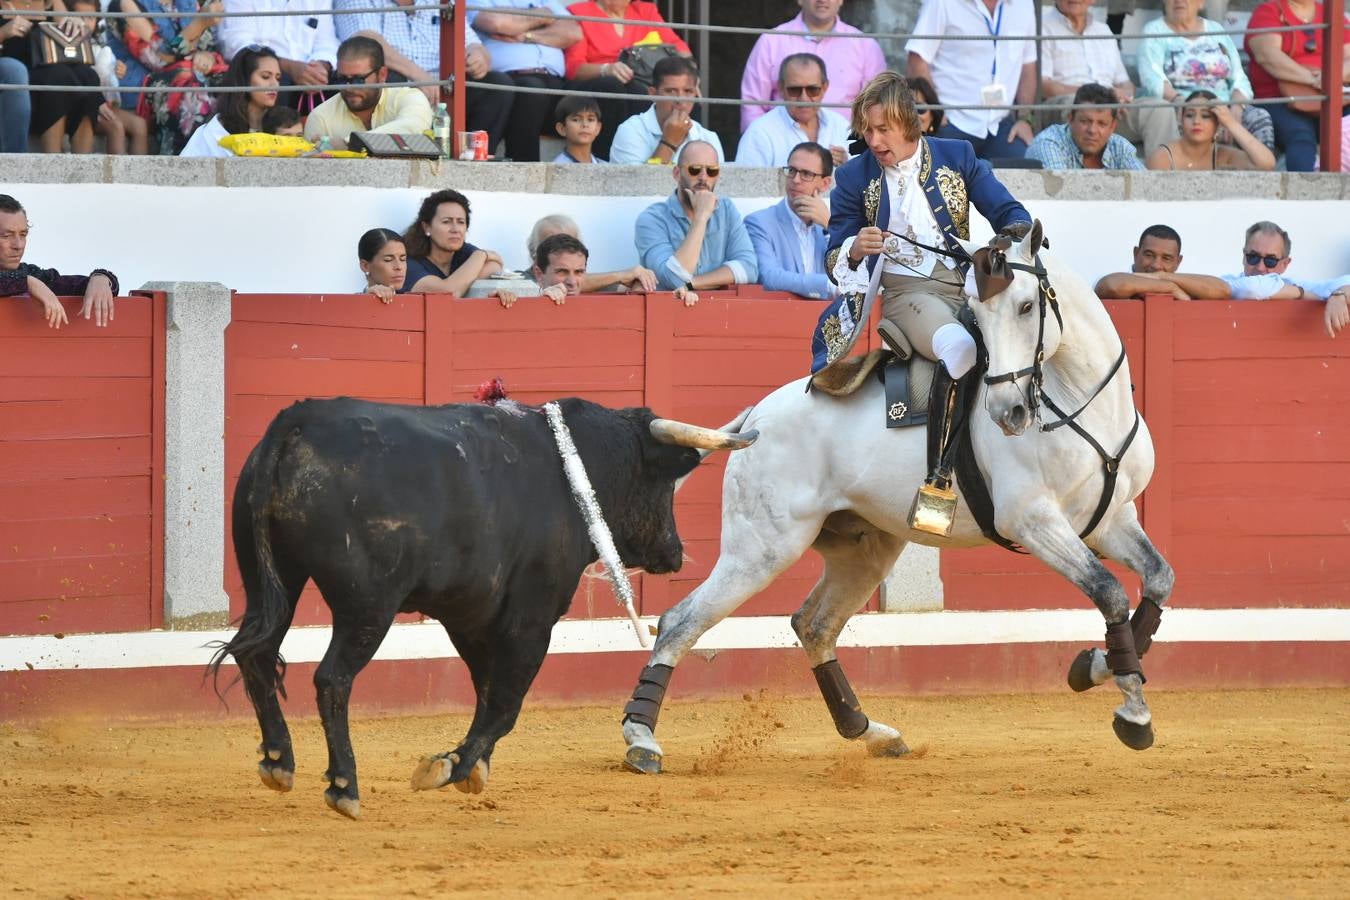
[908,362,971,536]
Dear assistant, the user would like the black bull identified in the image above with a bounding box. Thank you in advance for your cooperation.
[208,396,753,818]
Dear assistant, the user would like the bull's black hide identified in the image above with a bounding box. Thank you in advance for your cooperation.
[209,396,706,818]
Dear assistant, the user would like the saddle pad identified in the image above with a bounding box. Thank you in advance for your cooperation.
[881,356,935,428]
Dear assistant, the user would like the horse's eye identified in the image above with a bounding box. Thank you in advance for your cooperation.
[1018,301,1034,315]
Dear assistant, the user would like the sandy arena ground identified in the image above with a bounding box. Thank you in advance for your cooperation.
[1,688,1346,898]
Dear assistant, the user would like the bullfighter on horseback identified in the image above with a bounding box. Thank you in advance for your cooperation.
[813,71,1034,535]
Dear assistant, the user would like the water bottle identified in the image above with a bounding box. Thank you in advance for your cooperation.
[432,102,451,159]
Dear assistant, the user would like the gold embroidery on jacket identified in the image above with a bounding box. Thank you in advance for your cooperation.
[825,246,841,278]
[918,139,931,184]
[863,176,882,226]
[935,166,970,239]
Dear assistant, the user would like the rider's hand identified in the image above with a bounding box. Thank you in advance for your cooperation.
[849,226,885,263]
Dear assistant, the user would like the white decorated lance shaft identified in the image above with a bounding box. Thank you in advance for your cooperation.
[543,402,649,649]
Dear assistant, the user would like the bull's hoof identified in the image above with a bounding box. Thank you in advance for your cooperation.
[1067,649,1099,692]
[410,753,457,791]
[624,744,663,775]
[323,786,360,819]
[1112,714,1155,751]
[452,759,489,795]
[258,761,294,792]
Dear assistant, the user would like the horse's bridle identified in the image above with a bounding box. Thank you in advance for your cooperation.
[980,255,1062,424]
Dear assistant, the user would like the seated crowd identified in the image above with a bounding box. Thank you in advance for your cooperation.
[0,0,1344,170]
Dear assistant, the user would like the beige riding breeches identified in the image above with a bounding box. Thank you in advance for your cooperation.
[879,262,966,361]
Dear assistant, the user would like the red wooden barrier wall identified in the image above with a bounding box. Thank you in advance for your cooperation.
[0,292,165,636]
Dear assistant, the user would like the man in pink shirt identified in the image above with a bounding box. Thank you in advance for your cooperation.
[739,0,888,132]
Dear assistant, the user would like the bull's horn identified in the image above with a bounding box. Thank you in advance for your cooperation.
[650,419,758,451]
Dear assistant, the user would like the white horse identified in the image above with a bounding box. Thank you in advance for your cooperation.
[620,221,1174,773]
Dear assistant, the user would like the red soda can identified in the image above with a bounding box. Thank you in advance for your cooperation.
[471,130,489,160]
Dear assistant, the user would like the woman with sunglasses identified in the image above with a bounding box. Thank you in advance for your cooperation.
[180,43,280,157]
[1146,89,1276,170]
[1246,0,1350,172]
[906,75,944,137]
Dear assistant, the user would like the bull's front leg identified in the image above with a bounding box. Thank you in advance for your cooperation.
[412,620,553,797]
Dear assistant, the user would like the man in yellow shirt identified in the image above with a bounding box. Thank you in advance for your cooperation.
[304,35,433,151]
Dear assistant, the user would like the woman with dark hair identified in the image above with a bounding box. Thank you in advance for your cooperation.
[906,75,944,137]
[0,0,102,152]
[1146,89,1275,170]
[401,189,517,307]
[179,44,280,157]
[357,228,406,303]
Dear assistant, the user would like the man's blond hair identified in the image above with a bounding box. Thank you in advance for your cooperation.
[850,71,922,143]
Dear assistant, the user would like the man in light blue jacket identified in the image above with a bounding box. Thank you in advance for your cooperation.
[744,141,836,300]
[634,140,757,304]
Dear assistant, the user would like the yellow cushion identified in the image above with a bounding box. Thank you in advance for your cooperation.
[218,133,315,157]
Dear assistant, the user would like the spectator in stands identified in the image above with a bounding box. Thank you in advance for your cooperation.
[103,0,226,155]
[1246,0,1350,173]
[1137,0,1275,154]
[469,1,580,163]
[736,53,851,168]
[907,0,1038,161]
[303,36,431,150]
[73,0,150,156]
[357,227,406,303]
[530,232,589,304]
[181,44,281,156]
[744,141,835,300]
[562,0,692,161]
[1028,83,1144,170]
[337,0,514,157]
[401,188,519,308]
[0,194,119,328]
[1146,89,1276,170]
[610,56,722,164]
[908,75,944,137]
[0,47,27,152]
[219,0,337,111]
[1094,220,1350,337]
[634,140,757,304]
[526,213,657,291]
[262,104,302,135]
[739,0,887,133]
[1038,0,1175,151]
[1,2,102,153]
[552,94,605,163]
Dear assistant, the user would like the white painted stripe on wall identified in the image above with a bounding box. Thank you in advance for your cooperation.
[2,608,1347,673]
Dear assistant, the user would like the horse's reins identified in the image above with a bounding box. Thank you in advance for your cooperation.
[884,230,1141,542]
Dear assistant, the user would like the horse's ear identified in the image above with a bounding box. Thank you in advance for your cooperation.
[1020,219,1044,262]
[953,236,982,259]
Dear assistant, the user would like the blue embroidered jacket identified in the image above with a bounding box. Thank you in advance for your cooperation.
[809,137,1030,374]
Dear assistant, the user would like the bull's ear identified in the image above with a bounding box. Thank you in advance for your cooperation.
[1020,219,1044,262]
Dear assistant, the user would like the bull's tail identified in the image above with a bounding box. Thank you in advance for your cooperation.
[206,410,302,699]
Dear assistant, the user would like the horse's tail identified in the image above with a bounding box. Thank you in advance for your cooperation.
[694,406,756,462]
[205,408,302,699]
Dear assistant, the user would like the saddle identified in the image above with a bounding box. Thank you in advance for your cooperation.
[808,322,935,430]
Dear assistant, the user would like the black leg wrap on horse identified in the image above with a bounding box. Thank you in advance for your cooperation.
[812,659,869,740]
[1104,621,1143,679]
[1130,599,1163,657]
[622,664,674,733]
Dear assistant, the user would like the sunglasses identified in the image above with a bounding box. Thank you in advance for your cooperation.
[684,164,720,177]
[1302,29,1317,54]
[783,84,824,100]
[330,69,376,86]
[1244,250,1284,268]
[780,165,824,181]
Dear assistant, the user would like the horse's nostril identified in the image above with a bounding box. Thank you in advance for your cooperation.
[1008,405,1028,430]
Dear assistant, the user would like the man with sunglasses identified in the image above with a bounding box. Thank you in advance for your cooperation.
[745,141,836,300]
[302,36,432,151]
[737,53,851,169]
[634,140,757,303]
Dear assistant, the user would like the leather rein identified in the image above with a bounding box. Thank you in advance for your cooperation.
[887,230,1141,544]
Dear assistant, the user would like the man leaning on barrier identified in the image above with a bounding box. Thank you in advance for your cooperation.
[0,195,119,330]
[304,36,432,150]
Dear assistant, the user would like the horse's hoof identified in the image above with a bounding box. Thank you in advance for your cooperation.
[1112,714,1155,751]
[258,762,294,792]
[410,753,457,791]
[1067,649,1099,692]
[323,787,360,819]
[624,744,663,775]
[866,736,912,758]
[452,759,489,795]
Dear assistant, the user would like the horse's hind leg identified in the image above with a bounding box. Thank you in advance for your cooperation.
[792,517,910,758]
[1069,502,1176,693]
[1006,502,1154,750]
[621,514,823,775]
